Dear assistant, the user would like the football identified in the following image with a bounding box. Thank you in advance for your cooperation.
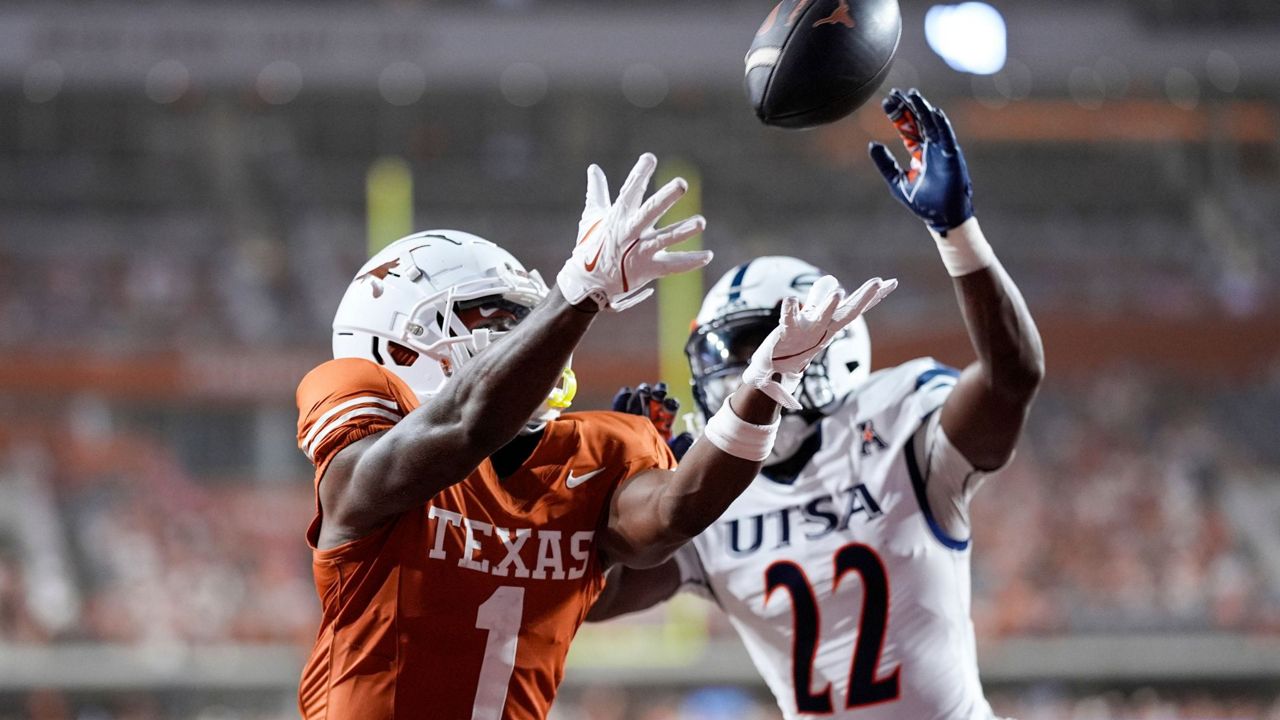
[746,0,902,129]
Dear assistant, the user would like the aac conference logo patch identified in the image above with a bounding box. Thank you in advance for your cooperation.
[858,420,888,456]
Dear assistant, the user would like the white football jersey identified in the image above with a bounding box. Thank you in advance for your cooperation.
[679,358,998,720]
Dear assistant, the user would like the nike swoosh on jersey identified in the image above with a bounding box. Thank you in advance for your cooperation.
[566,468,606,489]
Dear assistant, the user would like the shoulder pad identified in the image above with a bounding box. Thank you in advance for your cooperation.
[296,358,417,466]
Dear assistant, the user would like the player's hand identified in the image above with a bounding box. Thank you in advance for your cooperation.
[868,88,975,234]
[613,382,695,460]
[557,154,713,312]
[743,275,896,410]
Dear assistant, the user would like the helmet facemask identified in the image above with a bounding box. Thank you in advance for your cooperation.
[392,269,543,388]
[686,305,848,465]
[396,288,579,429]
[686,305,845,419]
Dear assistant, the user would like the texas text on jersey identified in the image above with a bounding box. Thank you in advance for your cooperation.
[678,358,1000,720]
[296,358,675,720]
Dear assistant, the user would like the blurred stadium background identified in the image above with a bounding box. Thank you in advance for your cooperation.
[1,0,1279,718]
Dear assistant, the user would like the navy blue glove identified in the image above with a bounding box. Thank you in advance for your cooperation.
[612,382,695,461]
[868,88,975,234]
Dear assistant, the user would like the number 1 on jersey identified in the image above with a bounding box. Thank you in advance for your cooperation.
[472,586,525,720]
[764,543,900,712]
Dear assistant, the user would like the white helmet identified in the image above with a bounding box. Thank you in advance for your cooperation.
[685,256,871,419]
[332,230,571,417]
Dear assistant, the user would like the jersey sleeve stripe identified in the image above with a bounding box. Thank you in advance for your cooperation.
[305,406,403,461]
[904,415,971,552]
[301,395,401,450]
[913,365,961,390]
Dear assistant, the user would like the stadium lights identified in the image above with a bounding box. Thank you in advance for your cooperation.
[925,2,1008,76]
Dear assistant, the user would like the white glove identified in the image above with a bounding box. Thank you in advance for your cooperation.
[557,153,713,312]
[742,275,898,410]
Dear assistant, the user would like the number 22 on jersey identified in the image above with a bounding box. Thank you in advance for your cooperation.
[764,543,900,713]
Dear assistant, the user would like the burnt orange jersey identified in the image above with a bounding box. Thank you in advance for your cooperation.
[295,358,675,720]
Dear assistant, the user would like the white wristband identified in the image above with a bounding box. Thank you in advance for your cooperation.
[702,398,779,462]
[930,217,996,277]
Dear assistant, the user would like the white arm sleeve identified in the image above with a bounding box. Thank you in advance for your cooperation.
[917,410,1003,541]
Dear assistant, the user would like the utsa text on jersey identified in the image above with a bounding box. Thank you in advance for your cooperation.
[724,483,884,557]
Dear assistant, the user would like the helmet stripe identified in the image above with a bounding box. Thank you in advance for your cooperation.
[726,261,754,302]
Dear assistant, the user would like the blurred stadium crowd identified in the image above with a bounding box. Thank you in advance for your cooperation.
[0,89,1276,350]
[2,1,1280,715]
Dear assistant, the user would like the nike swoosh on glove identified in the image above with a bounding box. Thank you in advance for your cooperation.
[557,153,713,312]
[868,88,975,234]
[742,275,897,410]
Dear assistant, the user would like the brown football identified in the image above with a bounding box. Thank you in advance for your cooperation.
[746,0,902,129]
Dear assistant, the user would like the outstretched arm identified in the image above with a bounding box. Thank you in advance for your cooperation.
[941,254,1043,469]
[869,89,1044,470]
[600,275,897,568]
[319,155,712,548]
[602,386,778,568]
[321,290,599,547]
[584,384,691,622]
